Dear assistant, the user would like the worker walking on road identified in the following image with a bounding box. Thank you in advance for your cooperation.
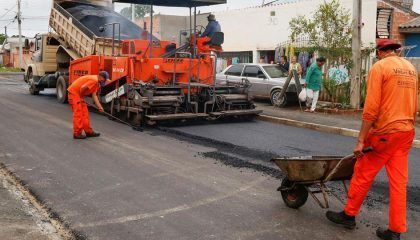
[326,39,418,240]
[67,71,110,139]
[201,14,221,38]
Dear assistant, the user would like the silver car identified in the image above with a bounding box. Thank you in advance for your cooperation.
[216,64,301,106]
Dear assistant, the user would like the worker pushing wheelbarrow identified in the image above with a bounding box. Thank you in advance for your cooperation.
[271,147,373,210]
[272,39,418,240]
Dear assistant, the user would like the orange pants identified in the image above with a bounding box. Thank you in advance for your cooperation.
[344,130,415,233]
[68,92,93,136]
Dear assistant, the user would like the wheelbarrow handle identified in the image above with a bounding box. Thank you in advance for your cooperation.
[324,146,374,182]
[362,146,374,154]
[340,146,374,162]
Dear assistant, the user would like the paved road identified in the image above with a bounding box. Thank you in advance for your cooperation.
[167,120,420,187]
[0,76,418,239]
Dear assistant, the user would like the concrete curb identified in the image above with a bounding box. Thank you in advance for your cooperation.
[257,114,420,149]
[0,72,24,75]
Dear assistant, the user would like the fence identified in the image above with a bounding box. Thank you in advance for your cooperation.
[317,54,372,104]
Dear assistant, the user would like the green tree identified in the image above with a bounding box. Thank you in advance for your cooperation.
[120,5,151,20]
[289,0,353,105]
[289,0,352,61]
[0,34,6,44]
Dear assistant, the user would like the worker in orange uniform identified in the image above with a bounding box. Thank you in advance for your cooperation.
[67,71,110,139]
[326,39,418,240]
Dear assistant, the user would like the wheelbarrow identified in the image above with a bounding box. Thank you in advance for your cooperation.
[271,147,373,209]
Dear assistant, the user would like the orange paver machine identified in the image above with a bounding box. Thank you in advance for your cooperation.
[69,0,261,126]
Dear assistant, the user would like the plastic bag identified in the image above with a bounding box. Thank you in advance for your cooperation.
[306,88,314,99]
[299,88,307,102]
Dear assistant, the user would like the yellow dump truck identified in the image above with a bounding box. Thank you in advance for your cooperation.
[25,0,148,102]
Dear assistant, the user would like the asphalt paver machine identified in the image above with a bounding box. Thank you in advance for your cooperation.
[69,0,262,127]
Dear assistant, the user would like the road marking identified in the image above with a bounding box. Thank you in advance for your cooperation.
[75,177,266,229]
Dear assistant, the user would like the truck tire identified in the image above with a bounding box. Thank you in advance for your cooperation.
[28,71,40,95]
[271,89,287,107]
[56,76,68,103]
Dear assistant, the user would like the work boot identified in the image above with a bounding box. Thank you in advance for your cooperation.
[376,228,400,240]
[326,211,356,229]
[86,132,101,138]
[73,134,87,140]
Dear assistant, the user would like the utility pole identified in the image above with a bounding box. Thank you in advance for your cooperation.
[350,0,362,109]
[4,26,7,37]
[131,4,135,22]
[17,0,23,69]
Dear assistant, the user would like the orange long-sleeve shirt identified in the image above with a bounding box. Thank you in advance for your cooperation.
[363,56,418,135]
[67,75,99,96]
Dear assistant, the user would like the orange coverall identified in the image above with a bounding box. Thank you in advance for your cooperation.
[67,75,100,136]
[344,56,418,233]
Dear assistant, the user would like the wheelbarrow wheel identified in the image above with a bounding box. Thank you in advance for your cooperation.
[280,178,308,209]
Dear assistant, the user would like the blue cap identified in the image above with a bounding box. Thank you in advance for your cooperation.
[99,71,110,81]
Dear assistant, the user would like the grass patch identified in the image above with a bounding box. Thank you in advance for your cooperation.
[0,66,23,73]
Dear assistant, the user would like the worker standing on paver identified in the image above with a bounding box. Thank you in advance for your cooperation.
[67,71,110,139]
[201,14,221,38]
[304,57,326,113]
[326,39,418,240]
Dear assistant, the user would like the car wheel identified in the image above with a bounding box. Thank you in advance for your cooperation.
[271,90,287,107]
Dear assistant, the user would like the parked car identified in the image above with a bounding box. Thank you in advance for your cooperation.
[216,64,303,106]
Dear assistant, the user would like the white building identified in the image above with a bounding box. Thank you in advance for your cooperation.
[136,0,377,64]
[213,0,377,63]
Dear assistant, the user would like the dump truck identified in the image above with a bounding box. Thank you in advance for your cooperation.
[26,0,261,126]
[25,0,144,102]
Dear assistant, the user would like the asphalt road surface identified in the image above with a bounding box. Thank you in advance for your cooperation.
[0,75,418,240]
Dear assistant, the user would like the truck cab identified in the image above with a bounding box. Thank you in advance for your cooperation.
[25,33,69,103]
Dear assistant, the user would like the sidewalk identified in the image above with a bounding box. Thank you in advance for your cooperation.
[0,169,61,240]
[255,102,420,141]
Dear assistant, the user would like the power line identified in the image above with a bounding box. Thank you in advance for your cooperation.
[1,20,15,29]
[0,5,17,20]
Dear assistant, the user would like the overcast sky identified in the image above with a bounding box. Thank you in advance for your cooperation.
[0,0,419,37]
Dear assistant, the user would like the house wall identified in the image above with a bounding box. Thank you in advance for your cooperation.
[135,0,377,63]
[212,0,377,63]
[138,15,162,40]
[377,1,418,43]
[138,14,204,45]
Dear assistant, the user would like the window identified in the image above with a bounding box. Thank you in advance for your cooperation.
[47,37,60,46]
[244,66,265,78]
[376,8,392,39]
[36,37,42,51]
[225,65,244,76]
[271,11,276,16]
[263,65,288,78]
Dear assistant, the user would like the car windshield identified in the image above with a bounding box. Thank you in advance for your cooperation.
[263,65,288,78]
